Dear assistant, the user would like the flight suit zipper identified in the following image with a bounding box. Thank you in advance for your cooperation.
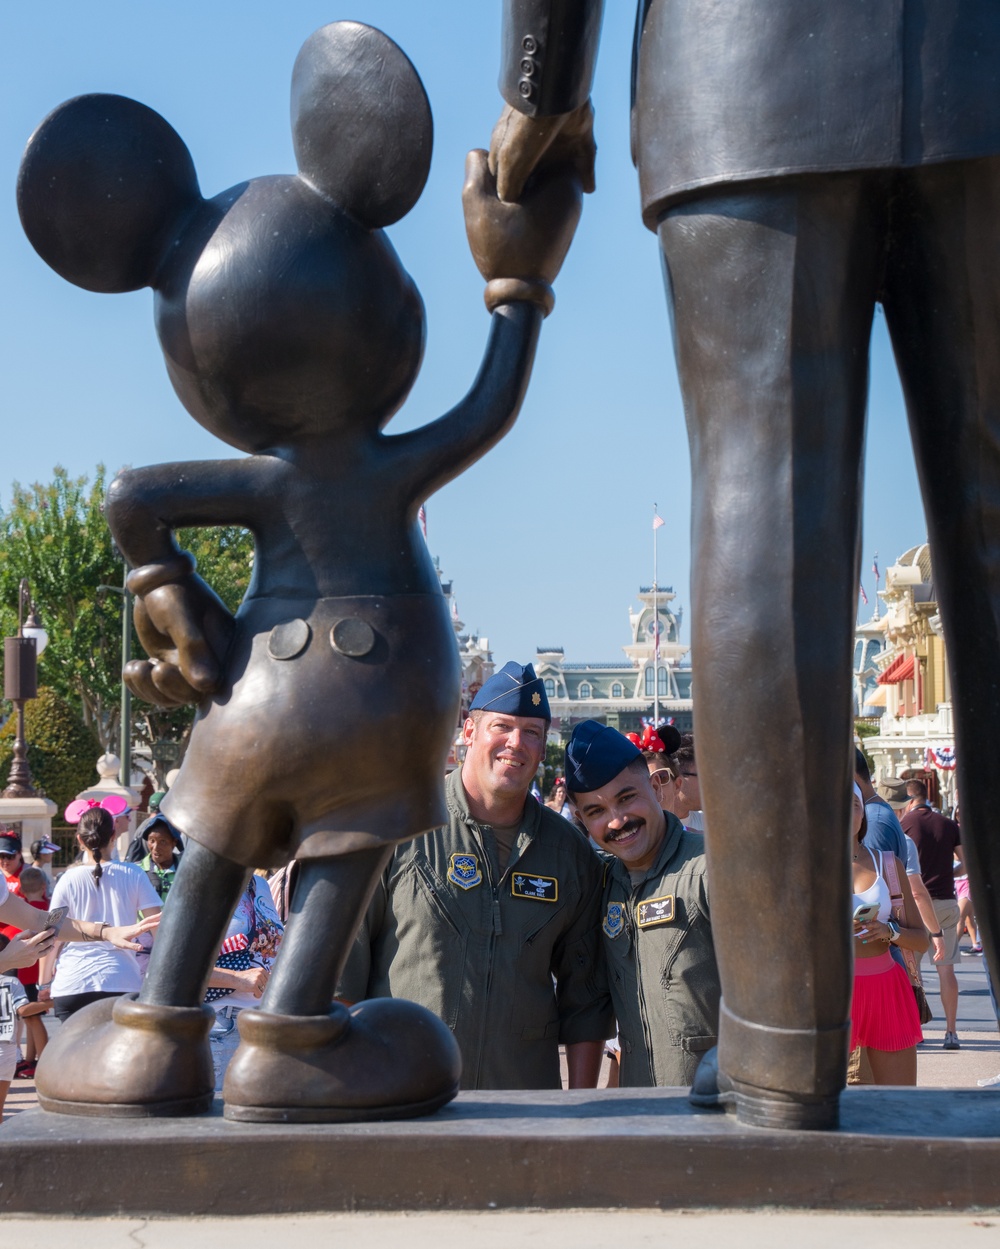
[629,883,657,1085]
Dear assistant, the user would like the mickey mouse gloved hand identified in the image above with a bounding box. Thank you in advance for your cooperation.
[462,148,583,317]
[125,555,235,707]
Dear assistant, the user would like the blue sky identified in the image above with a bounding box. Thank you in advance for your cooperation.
[1,2,925,665]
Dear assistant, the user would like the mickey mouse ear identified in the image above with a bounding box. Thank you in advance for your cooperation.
[17,94,201,293]
[291,22,433,229]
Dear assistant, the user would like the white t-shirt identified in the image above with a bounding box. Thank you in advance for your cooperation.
[50,861,160,997]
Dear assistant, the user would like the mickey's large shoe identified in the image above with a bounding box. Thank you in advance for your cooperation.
[35,995,215,1117]
[222,998,461,1122]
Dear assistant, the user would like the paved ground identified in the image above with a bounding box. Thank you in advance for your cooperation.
[0,1212,998,1248]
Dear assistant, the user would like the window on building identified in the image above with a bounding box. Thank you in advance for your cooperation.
[579,682,592,700]
[543,678,555,697]
[658,667,668,697]
[611,682,623,698]
[644,666,654,696]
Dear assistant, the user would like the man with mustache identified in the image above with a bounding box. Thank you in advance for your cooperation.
[339,662,613,1089]
[566,720,720,1087]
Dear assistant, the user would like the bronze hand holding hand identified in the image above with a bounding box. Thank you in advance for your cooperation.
[488,99,596,203]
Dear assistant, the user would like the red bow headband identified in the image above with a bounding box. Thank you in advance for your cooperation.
[64,794,130,824]
[626,726,665,753]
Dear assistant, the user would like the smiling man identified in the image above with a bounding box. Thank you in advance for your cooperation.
[339,662,613,1089]
[566,720,720,1088]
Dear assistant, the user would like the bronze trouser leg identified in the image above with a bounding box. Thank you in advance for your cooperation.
[658,175,885,1108]
[261,844,393,1016]
[140,841,250,1007]
[883,157,1000,997]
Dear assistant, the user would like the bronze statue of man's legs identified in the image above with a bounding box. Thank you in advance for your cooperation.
[662,160,1000,1125]
[880,158,1000,984]
[658,171,898,1126]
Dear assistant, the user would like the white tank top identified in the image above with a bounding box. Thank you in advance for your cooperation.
[852,848,891,921]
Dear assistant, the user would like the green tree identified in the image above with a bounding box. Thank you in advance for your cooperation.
[0,686,101,813]
[542,740,565,796]
[0,467,122,747]
[0,467,254,755]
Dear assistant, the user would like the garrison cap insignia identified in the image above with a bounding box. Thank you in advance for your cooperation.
[532,691,541,706]
[447,853,483,890]
[512,872,558,902]
[603,901,625,939]
[636,894,675,929]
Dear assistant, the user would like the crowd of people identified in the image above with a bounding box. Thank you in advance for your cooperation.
[0,659,992,1119]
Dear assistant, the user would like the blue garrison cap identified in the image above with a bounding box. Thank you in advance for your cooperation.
[565,720,642,794]
[470,661,550,719]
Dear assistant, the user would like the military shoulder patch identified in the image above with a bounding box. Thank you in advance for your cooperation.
[447,853,483,890]
[603,901,625,938]
[636,894,675,928]
[511,872,558,902]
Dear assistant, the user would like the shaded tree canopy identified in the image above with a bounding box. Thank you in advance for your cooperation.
[0,466,253,753]
[0,685,101,813]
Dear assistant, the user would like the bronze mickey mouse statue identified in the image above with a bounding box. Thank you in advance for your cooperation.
[18,21,582,1121]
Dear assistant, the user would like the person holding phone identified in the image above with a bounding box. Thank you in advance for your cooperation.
[39,807,162,1022]
[851,784,927,1084]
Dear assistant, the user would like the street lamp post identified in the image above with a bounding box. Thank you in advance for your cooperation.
[2,579,48,798]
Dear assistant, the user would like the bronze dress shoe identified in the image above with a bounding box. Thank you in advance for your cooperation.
[688,1045,840,1131]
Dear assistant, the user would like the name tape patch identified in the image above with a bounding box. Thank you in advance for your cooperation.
[636,894,675,929]
[512,872,558,902]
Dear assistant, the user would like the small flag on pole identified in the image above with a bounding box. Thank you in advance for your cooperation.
[418,505,427,539]
[652,514,666,530]
[872,554,880,583]
[859,584,868,606]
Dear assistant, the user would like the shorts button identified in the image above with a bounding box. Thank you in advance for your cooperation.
[330,617,375,657]
[267,618,311,660]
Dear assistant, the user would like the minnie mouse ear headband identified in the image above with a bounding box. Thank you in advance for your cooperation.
[626,724,682,755]
[65,795,130,824]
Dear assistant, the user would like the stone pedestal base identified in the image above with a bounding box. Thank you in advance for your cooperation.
[1,1087,998,1215]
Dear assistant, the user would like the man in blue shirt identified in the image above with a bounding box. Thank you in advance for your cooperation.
[855,748,906,862]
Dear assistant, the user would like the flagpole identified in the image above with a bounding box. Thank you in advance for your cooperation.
[653,503,659,729]
[872,551,880,621]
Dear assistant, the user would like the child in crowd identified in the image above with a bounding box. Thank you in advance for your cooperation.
[0,933,51,1118]
[14,867,51,1075]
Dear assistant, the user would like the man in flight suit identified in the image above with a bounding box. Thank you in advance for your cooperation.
[488,1,1000,1127]
[566,720,720,1088]
[339,662,613,1089]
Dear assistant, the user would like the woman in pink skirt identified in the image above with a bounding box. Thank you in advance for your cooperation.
[851,784,928,1083]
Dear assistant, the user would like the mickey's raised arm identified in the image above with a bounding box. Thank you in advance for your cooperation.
[386,151,582,501]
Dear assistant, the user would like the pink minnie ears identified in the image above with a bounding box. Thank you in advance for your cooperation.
[65,795,130,824]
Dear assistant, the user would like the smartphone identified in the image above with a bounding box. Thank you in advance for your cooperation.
[39,905,67,932]
[853,903,879,924]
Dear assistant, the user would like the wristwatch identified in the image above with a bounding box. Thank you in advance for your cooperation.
[929,930,943,938]
[886,919,901,943]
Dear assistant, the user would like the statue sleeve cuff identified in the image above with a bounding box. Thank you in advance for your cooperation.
[484,278,554,317]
